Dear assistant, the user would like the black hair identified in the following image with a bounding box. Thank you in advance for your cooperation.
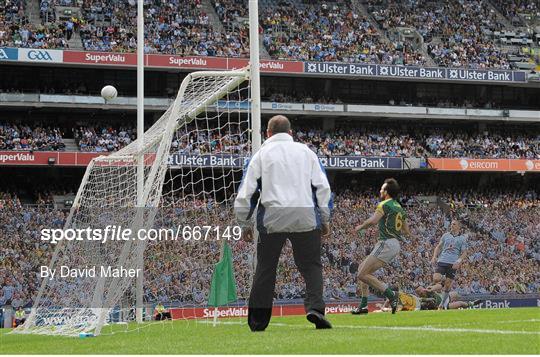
[383,178,400,198]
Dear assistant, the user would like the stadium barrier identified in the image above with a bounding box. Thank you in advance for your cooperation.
[1,296,538,327]
[165,296,540,320]
[0,48,530,84]
[428,158,540,172]
[2,151,539,172]
[2,94,538,121]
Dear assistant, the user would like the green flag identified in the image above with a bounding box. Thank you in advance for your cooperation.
[208,242,237,307]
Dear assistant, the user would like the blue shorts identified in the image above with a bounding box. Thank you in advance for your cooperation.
[436,262,456,279]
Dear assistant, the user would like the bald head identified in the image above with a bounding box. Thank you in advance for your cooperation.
[267,115,291,137]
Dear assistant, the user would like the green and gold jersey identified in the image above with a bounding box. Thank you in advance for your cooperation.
[375,198,406,241]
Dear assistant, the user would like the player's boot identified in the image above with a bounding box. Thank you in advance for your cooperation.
[468,299,482,307]
[390,290,399,314]
[351,307,368,315]
[306,310,332,329]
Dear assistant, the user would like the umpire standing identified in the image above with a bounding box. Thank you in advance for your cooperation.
[234,115,333,331]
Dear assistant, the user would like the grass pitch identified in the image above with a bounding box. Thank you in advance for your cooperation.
[1,308,539,354]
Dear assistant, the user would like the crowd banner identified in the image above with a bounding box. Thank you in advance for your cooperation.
[428,158,540,172]
[347,105,427,115]
[225,58,304,73]
[0,48,530,83]
[318,156,403,169]
[216,100,250,110]
[168,154,404,170]
[63,50,138,66]
[167,296,539,320]
[0,151,100,166]
[168,154,247,168]
[466,109,504,117]
[304,61,528,83]
[303,103,345,112]
[147,55,227,70]
[0,93,39,102]
[0,47,18,60]
[261,102,304,111]
[427,108,467,116]
[18,48,63,64]
[40,94,105,104]
[1,152,538,172]
[508,110,540,119]
[169,302,363,320]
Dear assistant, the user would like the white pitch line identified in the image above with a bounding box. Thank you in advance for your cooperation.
[334,324,540,335]
[443,318,540,328]
[197,320,540,335]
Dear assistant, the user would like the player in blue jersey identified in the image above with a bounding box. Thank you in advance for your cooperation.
[430,219,469,309]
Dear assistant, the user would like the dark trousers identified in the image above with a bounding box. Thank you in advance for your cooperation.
[248,229,324,331]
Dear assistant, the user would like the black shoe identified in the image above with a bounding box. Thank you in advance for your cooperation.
[469,299,482,307]
[351,307,369,315]
[390,290,399,314]
[306,310,332,329]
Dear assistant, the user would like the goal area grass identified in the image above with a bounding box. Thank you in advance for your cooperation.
[1,307,539,354]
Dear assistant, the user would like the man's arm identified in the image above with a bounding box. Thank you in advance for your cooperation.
[354,210,384,233]
[234,152,262,240]
[431,235,444,265]
[452,249,467,270]
[311,154,332,237]
[402,220,416,239]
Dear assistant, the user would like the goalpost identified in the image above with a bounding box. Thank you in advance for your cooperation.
[15,0,262,337]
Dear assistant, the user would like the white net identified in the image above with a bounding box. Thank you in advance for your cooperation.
[14,68,252,336]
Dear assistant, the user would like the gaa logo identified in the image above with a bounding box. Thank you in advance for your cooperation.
[27,50,53,61]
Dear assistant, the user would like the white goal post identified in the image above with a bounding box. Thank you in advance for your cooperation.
[14,67,254,337]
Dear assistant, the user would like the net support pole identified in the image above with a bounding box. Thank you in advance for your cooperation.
[249,0,261,153]
[248,0,261,303]
[135,0,145,324]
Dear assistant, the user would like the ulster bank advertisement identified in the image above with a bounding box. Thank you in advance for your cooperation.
[168,154,403,170]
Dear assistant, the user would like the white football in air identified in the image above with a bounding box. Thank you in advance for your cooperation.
[101,85,118,101]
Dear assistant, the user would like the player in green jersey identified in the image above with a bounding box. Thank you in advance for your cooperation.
[415,286,481,310]
[351,178,415,315]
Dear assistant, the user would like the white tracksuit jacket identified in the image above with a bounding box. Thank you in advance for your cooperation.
[234,133,333,234]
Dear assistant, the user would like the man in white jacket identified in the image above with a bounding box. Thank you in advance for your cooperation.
[234,115,333,331]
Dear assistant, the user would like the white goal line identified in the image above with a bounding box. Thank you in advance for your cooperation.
[196,320,540,336]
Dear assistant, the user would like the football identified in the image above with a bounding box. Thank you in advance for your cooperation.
[101,85,118,101]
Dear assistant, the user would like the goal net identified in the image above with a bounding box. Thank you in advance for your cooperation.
[14,68,253,336]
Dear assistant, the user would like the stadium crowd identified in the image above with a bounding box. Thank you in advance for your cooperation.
[261,1,426,65]
[169,125,540,159]
[0,122,538,160]
[1,186,538,309]
[1,0,530,70]
[491,0,538,24]
[0,192,63,309]
[80,0,249,55]
[73,125,135,152]
[0,122,65,150]
[369,0,511,69]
